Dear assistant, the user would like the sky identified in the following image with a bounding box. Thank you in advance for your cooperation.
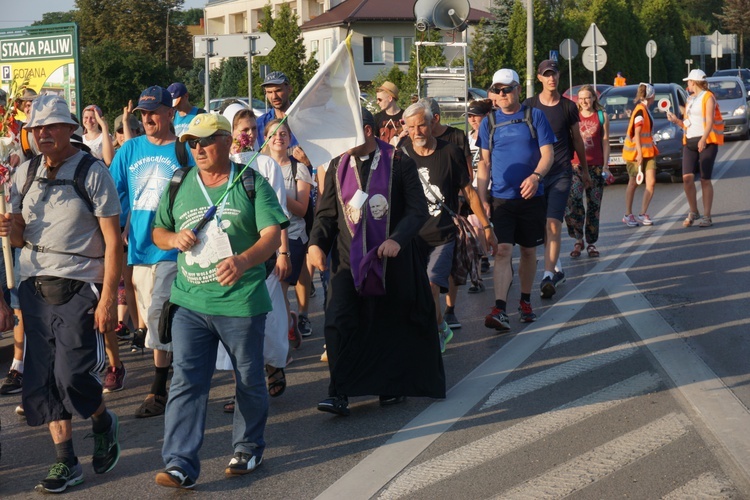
[0,0,208,28]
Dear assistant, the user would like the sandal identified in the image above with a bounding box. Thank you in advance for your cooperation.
[223,396,235,413]
[683,211,700,227]
[698,216,713,227]
[135,394,167,418]
[587,244,600,258]
[266,365,286,398]
[570,241,584,258]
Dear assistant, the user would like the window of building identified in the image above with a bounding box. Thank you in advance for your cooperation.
[363,36,384,64]
[394,36,413,63]
[311,40,320,62]
[323,38,332,62]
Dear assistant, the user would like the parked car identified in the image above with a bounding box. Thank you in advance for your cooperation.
[706,76,750,140]
[431,87,488,116]
[209,96,266,117]
[599,83,688,182]
[712,68,750,98]
[563,84,613,103]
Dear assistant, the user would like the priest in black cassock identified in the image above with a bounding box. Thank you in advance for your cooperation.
[308,108,446,416]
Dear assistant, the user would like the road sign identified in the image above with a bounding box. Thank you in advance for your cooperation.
[582,46,607,71]
[711,43,723,58]
[549,50,559,62]
[559,39,578,60]
[581,23,607,47]
[193,32,276,58]
[646,40,657,58]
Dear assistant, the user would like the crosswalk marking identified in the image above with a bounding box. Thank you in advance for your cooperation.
[481,343,638,410]
[493,413,690,499]
[377,372,660,500]
[662,472,736,499]
[544,317,622,349]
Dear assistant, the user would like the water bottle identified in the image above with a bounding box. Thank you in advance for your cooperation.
[602,170,615,185]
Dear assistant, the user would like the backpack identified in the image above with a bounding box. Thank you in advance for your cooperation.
[166,164,277,278]
[487,105,537,152]
[20,153,98,213]
[597,109,605,127]
[378,117,402,145]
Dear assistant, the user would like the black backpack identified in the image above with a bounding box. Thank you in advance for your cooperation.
[487,106,537,152]
[20,153,99,213]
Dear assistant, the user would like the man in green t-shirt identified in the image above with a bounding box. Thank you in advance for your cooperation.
[151,114,288,489]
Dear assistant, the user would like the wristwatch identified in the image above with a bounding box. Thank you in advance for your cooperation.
[483,223,494,230]
[532,172,543,181]
[278,251,291,257]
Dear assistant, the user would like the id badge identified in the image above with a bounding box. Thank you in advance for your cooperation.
[683,118,691,128]
[212,229,233,260]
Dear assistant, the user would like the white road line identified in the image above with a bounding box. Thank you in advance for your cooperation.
[544,317,622,348]
[377,372,660,500]
[493,412,690,500]
[481,343,637,410]
[662,472,736,499]
[315,142,750,500]
[606,273,750,482]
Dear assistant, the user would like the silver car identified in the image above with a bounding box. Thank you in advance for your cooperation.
[706,76,750,140]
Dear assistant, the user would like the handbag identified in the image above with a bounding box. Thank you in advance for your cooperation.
[157,301,179,344]
[34,276,85,305]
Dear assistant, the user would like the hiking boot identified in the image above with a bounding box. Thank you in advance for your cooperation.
[484,307,510,332]
[518,300,537,323]
[102,364,126,393]
[622,214,639,227]
[298,314,313,337]
[438,323,454,353]
[131,328,147,352]
[0,369,23,395]
[638,213,653,226]
[317,395,350,416]
[540,276,556,298]
[155,466,196,489]
[35,460,84,494]
[225,451,262,475]
[90,410,120,474]
[114,322,130,341]
[288,311,301,349]
[444,312,461,329]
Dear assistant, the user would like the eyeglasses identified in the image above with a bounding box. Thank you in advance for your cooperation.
[489,84,517,95]
[376,98,383,102]
[187,133,229,149]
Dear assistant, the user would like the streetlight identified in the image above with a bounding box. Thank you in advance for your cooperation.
[526,0,534,97]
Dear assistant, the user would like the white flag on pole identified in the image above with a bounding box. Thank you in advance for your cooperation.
[286,34,364,168]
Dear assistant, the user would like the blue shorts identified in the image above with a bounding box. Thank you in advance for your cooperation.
[426,241,455,292]
[283,237,307,286]
[543,170,572,222]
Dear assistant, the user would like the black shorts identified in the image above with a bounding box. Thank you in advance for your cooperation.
[283,237,307,286]
[682,141,718,179]
[491,196,546,248]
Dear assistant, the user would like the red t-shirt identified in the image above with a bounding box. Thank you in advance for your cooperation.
[573,112,604,167]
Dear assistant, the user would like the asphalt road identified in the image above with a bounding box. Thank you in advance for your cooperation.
[1,138,750,499]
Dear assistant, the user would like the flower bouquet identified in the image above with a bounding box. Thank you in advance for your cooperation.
[230,132,256,166]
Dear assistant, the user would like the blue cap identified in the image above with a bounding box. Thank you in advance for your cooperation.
[262,71,289,87]
[134,86,171,112]
[167,82,188,99]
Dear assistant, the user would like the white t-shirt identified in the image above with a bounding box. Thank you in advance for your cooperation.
[280,160,315,243]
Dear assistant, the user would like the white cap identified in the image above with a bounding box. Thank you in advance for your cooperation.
[222,103,248,129]
[492,69,520,85]
[683,69,707,82]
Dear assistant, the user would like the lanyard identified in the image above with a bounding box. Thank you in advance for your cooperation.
[192,165,235,234]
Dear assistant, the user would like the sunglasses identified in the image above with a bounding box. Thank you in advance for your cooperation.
[187,133,229,149]
[489,84,518,95]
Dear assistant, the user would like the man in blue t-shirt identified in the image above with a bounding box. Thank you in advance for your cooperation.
[110,85,194,419]
[168,82,205,137]
[476,68,555,333]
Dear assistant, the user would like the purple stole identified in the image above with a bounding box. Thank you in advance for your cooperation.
[336,139,394,296]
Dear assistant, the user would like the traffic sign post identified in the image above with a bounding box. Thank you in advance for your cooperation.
[560,38,578,96]
[194,33,277,110]
[646,40,657,84]
[581,23,607,87]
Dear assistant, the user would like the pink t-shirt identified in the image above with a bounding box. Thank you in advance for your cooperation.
[573,112,604,167]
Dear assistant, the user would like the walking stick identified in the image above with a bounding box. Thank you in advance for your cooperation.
[0,176,14,289]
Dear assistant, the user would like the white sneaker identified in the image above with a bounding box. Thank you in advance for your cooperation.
[622,214,639,227]
[638,214,653,226]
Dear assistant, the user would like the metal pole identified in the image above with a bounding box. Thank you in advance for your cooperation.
[715,31,720,72]
[568,39,573,92]
[246,36,257,107]
[204,38,215,112]
[463,33,468,134]
[592,25,597,88]
[526,0,534,98]
[649,55,652,84]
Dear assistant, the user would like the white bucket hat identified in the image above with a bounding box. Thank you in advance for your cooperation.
[26,95,78,129]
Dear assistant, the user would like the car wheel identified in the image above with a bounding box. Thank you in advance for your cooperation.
[670,171,683,184]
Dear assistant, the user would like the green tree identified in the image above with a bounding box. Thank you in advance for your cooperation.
[716,0,750,67]
[32,11,76,26]
[639,0,689,83]
[586,0,647,84]
[172,58,206,106]
[172,7,203,26]
[217,57,248,98]
[79,40,170,122]
[470,18,509,91]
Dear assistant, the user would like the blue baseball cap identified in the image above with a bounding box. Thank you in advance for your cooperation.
[167,82,188,99]
[134,85,172,112]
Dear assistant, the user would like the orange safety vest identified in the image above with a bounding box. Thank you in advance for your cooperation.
[623,103,658,161]
[614,76,626,87]
[682,90,724,146]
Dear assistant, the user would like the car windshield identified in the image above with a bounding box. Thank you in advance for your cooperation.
[708,80,743,100]
[600,90,674,122]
